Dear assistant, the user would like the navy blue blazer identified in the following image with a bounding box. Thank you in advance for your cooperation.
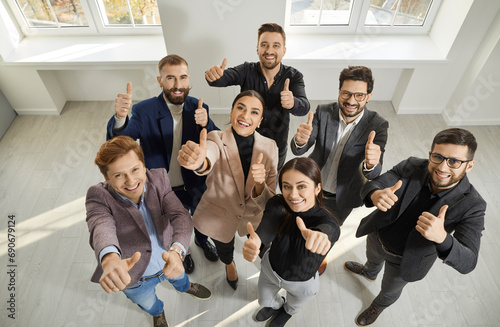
[359,157,486,282]
[106,94,218,207]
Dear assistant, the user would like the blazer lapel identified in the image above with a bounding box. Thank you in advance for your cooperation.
[323,105,339,166]
[340,112,369,166]
[144,175,164,243]
[397,164,428,217]
[427,175,469,219]
[157,96,174,170]
[221,128,245,201]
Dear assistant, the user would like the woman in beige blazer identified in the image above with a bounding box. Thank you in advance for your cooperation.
[178,90,278,290]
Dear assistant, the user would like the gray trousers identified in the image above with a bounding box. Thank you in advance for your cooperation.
[258,251,319,315]
[364,232,408,310]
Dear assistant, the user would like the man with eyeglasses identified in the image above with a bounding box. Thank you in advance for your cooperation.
[345,128,486,326]
[291,66,389,226]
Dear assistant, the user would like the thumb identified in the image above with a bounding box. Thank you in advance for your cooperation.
[306,111,314,126]
[198,97,204,109]
[125,251,141,271]
[126,82,132,95]
[199,128,207,149]
[247,222,258,239]
[255,153,263,165]
[296,217,307,232]
[367,130,376,145]
[438,205,449,219]
[390,180,403,193]
[221,57,228,70]
[283,78,290,91]
[162,251,170,263]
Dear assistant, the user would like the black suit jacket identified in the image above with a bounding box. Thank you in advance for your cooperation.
[291,102,389,210]
[358,157,486,282]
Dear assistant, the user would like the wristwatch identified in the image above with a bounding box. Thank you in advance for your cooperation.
[168,246,185,262]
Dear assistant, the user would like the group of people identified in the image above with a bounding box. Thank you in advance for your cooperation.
[85,23,486,327]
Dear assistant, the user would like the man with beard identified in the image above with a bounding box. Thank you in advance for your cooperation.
[107,54,219,274]
[291,66,389,226]
[345,128,486,326]
[205,23,309,170]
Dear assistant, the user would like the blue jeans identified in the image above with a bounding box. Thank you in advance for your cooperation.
[122,271,190,316]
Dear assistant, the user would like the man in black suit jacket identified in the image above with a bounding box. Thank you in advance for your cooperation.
[291,66,389,224]
[345,128,486,326]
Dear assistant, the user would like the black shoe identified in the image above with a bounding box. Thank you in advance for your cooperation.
[153,310,169,327]
[195,239,219,262]
[269,307,292,327]
[183,254,195,274]
[255,307,280,322]
[225,261,238,290]
[356,304,383,326]
[344,261,376,281]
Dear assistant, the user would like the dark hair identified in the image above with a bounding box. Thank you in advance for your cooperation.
[431,128,477,159]
[339,66,374,94]
[158,54,188,73]
[231,90,266,113]
[94,136,145,178]
[276,157,337,235]
[258,23,286,45]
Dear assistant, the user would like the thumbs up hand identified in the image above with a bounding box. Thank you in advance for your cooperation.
[162,248,184,279]
[365,130,382,169]
[416,205,448,243]
[205,58,228,82]
[99,251,141,293]
[296,111,314,145]
[296,217,331,255]
[178,128,208,171]
[251,153,266,196]
[243,222,262,262]
[194,98,208,128]
[115,82,133,119]
[281,78,295,109]
[370,180,403,212]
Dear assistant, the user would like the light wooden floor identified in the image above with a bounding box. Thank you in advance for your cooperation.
[0,100,499,327]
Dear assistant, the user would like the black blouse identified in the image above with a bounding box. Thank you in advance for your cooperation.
[232,128,254,182]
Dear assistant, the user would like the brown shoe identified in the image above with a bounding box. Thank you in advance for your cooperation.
[318,259,327,276]
[344,261,376,281]
[153,311,168,327]
[356,304,382,326]
[185,283,212,300]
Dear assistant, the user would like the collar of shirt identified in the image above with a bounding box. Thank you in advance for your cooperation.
[164,98,184,116]
[256,62,284,83]
[338,106,364,128]
[114,184,147,208]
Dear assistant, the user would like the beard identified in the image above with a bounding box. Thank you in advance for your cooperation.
[339,101,365,118]
[428,166,466,191]
[163,87,190,105]
[260,53,280,70]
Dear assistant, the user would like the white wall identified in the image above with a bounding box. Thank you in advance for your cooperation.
[0,88,16,140]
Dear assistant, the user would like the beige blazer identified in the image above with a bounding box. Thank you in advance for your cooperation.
[193,127,278,243]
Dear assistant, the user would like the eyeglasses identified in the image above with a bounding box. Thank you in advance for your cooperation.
[429,153,471,169]
[339,90,368,102]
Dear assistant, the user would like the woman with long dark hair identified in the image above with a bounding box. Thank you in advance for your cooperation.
[243,157,340,327]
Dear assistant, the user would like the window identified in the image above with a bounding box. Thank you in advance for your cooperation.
[286,0,442,34]
[7,0,161,36]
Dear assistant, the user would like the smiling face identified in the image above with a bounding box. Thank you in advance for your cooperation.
[338,79,372,123]
[257,32,286,71]
[428,143,474,193]
[157,63,190,105]
[105,150,147,205]
[281,169,321,212]
[230,95,264,137]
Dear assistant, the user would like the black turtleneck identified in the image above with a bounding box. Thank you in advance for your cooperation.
[232,128,254,182]
[256,195,340,281]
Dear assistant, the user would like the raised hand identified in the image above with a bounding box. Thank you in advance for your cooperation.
[99,251,141,293]
[281,78,295,109]
[416,205,448,243]
[365,130,382,169]
[370,180,403,212]
[205,58,228,82]
[162,250,184,279]
[243,222,262,262]
[115,82,133,119]
[194,98,208,128]
[178,128,208,171]
[251,153,266,196]
[296,111,314,145]
[296,217,331,255]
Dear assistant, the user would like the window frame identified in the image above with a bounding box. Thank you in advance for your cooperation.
[285,0,443,35]
[4,0,163,37]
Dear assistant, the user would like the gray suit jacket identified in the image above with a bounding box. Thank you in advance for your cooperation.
[291,102,389,210]
[86,169,193,287]
[358,157,486,282]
